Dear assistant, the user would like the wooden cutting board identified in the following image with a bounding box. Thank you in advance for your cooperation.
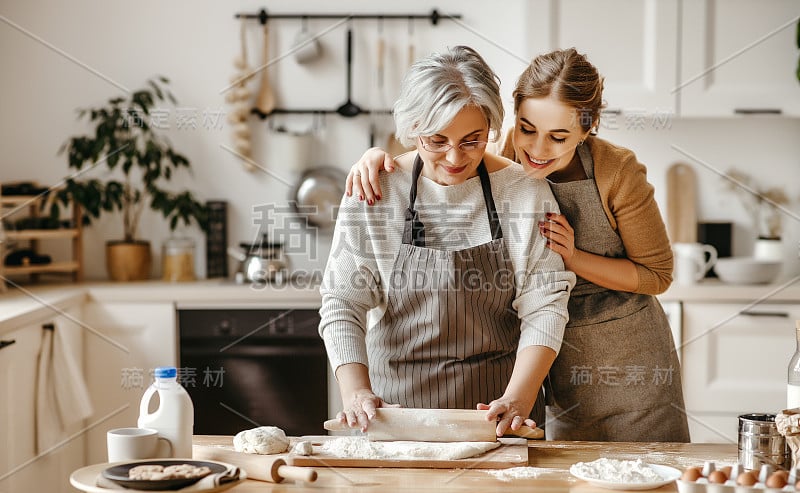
[666,162,698,243]
[194,435,528,470]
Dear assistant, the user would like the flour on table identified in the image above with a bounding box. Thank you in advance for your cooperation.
[569,458,662,483]
[321,437,500,460]
[487,467,563,481]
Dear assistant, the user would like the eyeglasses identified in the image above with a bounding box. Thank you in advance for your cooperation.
[419,137,488,153]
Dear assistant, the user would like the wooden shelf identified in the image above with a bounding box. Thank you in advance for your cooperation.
[0,195,40,207]
[5,229,79,240]
[1,184,83,291]
[3,261,80,275]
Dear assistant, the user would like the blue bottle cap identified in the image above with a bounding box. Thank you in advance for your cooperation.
[154,366,177,378]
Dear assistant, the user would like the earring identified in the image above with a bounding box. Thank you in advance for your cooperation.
[578,139,585,146]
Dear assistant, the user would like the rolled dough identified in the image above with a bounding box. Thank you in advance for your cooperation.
[320,436,500,460]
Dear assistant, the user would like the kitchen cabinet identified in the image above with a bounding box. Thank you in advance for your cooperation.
[679,0,800,117]
[681,302,800,443]
[82,301,177,465]
[525,0,800,118]
[0,306,86,493]
[526,0,679,116]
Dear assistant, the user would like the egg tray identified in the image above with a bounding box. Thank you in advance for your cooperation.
[677,462,798,493]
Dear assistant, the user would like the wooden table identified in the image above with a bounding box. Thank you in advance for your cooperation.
[193,436,737,492]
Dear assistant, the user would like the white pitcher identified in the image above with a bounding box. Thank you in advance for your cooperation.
[673,242,718,285]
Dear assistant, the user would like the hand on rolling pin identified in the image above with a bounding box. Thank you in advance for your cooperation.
[337,389,400,432]
[477,400,537,438]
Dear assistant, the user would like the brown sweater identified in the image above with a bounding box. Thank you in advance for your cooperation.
[499,131,673,295]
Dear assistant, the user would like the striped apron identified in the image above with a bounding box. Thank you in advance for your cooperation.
[366,156,520,410]
[544,143,690,442]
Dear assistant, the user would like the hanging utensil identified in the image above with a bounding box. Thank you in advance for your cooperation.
[407,17,415,67]
[255,21,276,116]
[335,27,363,118]
[369,20,386,147]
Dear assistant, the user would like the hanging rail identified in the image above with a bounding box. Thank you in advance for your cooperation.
[234,9,462,26]
[234,8,463,118]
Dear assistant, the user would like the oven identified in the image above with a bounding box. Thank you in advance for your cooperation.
[178,308,328,437]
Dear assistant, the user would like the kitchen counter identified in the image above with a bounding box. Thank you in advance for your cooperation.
[192,436,737,492]
[3,277,798,335]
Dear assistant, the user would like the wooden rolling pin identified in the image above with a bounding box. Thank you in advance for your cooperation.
[193,445,317,483]
[324,408,544,442]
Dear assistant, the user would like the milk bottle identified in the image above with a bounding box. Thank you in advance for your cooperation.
[138,366,194,458]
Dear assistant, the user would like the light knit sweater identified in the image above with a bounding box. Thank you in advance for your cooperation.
[499,132,673,294]
[319,159,575,371]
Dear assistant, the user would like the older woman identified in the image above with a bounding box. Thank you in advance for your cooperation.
[319,46,574,436]
[345,48,690,442]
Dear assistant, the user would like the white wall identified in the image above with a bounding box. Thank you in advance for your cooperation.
[1,0,798,281]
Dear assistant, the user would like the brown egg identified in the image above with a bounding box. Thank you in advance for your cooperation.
[765,471,788,489]
[708,470,728,484]
[681,467,702,482]
[720,466,732,478]
[736,472,757,486]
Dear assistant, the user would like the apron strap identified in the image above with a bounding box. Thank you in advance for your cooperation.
[477,161,503,240]
[403,155,427,246]
[576,141,595,179]
[402,155,502,245]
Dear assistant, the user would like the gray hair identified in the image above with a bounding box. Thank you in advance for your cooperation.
[393,45,503,147]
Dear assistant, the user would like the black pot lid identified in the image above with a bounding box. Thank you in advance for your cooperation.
[239,234,283,251]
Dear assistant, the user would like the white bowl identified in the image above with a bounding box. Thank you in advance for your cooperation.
[713,257,782,284]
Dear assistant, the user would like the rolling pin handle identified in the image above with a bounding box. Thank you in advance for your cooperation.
[506,425,544,440]
[323,418,347,431]
[277,465,318,483]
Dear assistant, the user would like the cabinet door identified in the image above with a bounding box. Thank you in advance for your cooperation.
[0,323,39,492]
[527,0,679,115]
[679,0,800,116]
[82,301,176,465]
[682,303,799,418]
[0,305,85,493]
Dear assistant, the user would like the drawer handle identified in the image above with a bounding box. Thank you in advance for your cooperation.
[739,310,789,318]
[734,108,782,115]
[0,340,16,350]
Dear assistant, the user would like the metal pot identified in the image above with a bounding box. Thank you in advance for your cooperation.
[227,235,289,284]
[291,166,347,231]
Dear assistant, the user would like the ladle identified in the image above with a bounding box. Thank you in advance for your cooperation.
[336,28,363,117]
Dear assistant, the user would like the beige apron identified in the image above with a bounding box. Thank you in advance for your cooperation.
[545,143,690,442]
[367,156,526,411]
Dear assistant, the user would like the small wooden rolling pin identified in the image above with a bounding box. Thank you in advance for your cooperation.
[193,445,317,483]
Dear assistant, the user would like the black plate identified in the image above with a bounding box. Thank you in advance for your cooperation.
[102,460,226,491]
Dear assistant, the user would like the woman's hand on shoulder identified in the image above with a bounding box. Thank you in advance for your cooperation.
[346,147,397,205]
[336,389,400,431]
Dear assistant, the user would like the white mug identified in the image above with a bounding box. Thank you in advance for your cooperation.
[107,427,173,463]
[673,242,718,285]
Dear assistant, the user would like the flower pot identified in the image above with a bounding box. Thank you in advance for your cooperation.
[753,237,783,262]
[106,240,152,281]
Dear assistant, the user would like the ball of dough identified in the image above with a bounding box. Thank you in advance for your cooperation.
[233,426,289,454]
[291,440,313,456]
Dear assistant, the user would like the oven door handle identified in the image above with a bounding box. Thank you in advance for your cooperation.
[181,346,326,357]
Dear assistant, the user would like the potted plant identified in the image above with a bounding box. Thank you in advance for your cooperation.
[722,168,790,261]
[53,77,208,281]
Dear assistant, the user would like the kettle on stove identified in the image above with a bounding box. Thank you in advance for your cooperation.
[227,234,289,284]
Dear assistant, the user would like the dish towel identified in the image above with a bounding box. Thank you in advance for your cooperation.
[35,320,94,453]
[94,465,242,490]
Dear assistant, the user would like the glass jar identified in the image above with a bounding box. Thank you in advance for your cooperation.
[162,237,195,282]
